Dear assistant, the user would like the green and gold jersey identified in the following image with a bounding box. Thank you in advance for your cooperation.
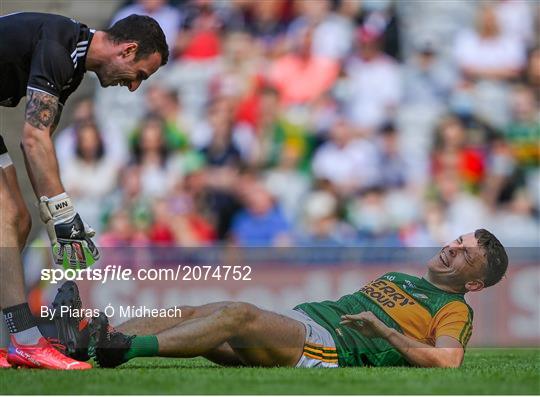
[295,272,474,367]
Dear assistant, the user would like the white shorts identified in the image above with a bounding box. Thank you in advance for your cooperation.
[280,308,339,368]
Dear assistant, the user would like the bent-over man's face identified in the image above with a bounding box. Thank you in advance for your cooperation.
[427,232,488,293]
[96,43,162,92]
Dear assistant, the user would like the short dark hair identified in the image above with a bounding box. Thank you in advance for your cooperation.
[105,14,169,65]
[475,229,508,287]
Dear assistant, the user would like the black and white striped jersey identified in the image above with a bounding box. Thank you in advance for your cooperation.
[0,12,94,107]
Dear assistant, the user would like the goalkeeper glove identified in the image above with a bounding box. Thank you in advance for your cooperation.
[39,193,99,269]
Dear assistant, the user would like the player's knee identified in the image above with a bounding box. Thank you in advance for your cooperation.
[222,302,259,325]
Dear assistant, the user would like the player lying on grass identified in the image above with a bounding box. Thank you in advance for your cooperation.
[0,12,168,370]
[54,229,507,369]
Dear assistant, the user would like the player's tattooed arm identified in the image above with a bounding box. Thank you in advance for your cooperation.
[50,103,63,134]
[25,88,59,131]
[22,88,65,197]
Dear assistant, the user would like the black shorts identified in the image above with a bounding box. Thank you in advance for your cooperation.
[0,64,27,108]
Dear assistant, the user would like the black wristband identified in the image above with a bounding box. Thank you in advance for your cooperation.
[3,303,36,334]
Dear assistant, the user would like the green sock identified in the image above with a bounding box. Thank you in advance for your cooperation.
[123,335,159,361]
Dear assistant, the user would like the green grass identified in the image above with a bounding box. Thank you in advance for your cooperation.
[0,349,538,394]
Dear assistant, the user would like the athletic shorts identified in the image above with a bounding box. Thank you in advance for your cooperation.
[280,308,339,368]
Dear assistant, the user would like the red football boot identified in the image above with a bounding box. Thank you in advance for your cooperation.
[7,336,91,370]
[0,348,11,368]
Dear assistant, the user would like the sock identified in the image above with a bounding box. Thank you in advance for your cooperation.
[123,335,159,361]
[3,303,42,345]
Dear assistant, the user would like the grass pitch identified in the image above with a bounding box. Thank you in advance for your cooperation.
[0,348,538,394]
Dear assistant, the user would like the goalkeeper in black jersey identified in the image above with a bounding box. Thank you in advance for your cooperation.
[0,11,168,370]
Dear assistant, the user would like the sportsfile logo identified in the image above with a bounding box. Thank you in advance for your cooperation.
[41,265,253,284]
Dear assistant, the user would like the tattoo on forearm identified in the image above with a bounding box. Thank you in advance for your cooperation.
[50,104,63,134]
[25,89,59,130]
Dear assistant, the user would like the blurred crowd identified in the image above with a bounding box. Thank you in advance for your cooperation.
[54,0,540,248]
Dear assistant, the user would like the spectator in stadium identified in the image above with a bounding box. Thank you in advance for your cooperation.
[244,0,289,56]
[264,145,311,223]
[117,166,147,210]
[401,199,451,247]
[102,165,153,235]
[402,39,456,107]
[431,115,485,191]
[297,190,355,246]
[185,166,241,241]
[241,84,280,145]
[375,122,407,189]
[230,181,291,246]
[493,0,536,48]
[212,30,263,103]
[174,0,224,61]
[55,96,95,165]
[452,3,530,128]
[147,198,175,245]
[288,0,355,61]
[312,117,379,196]
[268,24,339,105]
[61,122,120,232]
[347,186,401,245]
[453,4,526,82]
[308,91,341,137]
[100,209,148,247]
[504,85,540,171]
[481,135,517,210]
[256,86,316,172]
[489,188,540,247]
[355,1,402,60]
[434,171,489,239]
[131,116,175,197]
[200,100,243,168]
[342,26,401,135]
[145,85,193,151]
[165,179,217,245]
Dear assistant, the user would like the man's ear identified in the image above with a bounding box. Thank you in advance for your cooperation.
[465,279,484,293]
[121,42,138,58]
